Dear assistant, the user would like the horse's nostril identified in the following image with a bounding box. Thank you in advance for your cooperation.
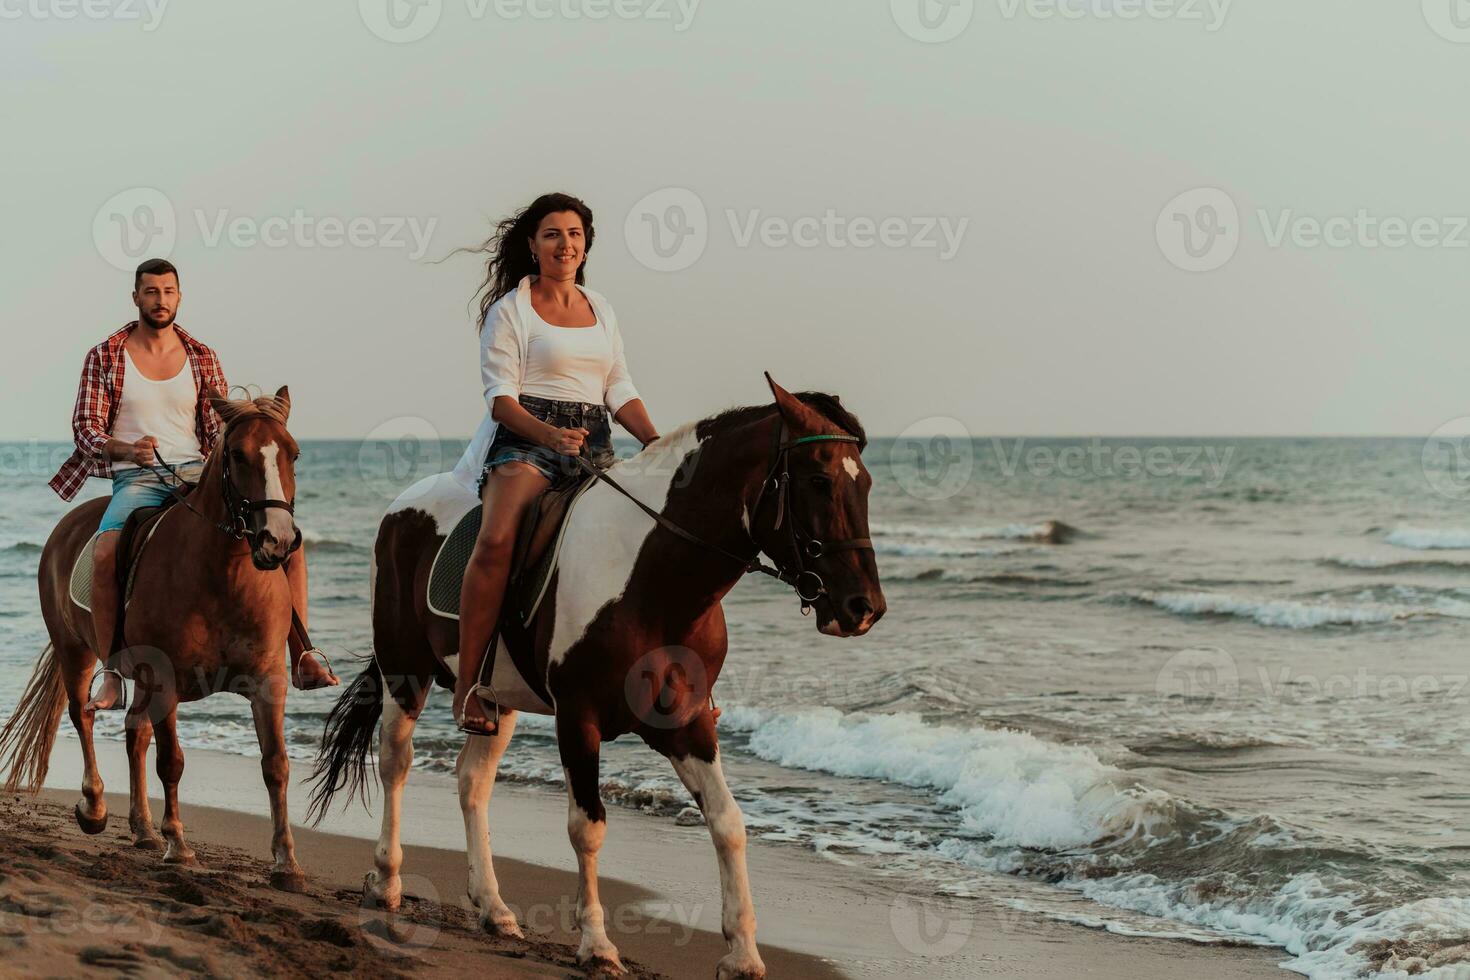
[847,595,875,621]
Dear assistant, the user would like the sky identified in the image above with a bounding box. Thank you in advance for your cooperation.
[3,1,1469,441]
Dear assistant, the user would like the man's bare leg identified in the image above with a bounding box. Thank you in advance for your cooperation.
[284,543,338,690]
[85,531,124,712]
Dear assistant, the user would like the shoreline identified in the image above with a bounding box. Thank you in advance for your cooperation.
[19,736,1293,978]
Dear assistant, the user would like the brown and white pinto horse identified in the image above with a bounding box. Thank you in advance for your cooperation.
[0,387,313,890]
[309,375,885,978]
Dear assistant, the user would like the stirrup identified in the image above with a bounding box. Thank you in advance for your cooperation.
[85,667,128,712]
[292,647,339,689]
[455,683,501,737]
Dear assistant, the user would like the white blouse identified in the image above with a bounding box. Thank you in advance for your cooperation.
[450,275,639,493]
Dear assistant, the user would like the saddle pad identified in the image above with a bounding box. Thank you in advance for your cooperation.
[426,476,597,623]
[67,525,160,613]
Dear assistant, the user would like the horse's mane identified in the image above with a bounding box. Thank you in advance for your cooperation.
[212,386,290,428]
[692,392,866,450]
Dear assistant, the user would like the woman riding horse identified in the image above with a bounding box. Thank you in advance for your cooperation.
[452,192,660,735]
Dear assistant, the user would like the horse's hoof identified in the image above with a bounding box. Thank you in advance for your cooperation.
[715,952,767,980]
[479,914,524,939]
[74,801,108,835]
[577,950,625,976]
[132,836,165,852]
[270,869,308,893]
[162,848,198,867]
[362,871,401,911]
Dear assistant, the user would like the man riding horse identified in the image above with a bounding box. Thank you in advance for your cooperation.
[46,257,338,705]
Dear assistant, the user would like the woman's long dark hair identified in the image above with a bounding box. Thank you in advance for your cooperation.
[464,192,596,330]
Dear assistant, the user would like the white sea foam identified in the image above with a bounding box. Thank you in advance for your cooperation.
[1132,591,1405,629]
[1386,528,1470,551]
[718,704,1163,850]
[872,521,1066,542]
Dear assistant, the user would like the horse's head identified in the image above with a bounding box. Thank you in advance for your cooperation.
[756,374,886,637]
[205,385,301,571]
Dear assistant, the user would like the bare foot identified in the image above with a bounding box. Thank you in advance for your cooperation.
[84,670,124,712]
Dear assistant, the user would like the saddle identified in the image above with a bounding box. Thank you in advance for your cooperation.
[427,469,599,636]
[68,487,189,655]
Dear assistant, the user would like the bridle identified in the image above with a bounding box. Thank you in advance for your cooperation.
[154,426,302,560]
[573,416,874,615]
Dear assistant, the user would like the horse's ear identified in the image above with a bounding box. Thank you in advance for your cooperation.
[204,385,235,424]
[273,385,291,422]
[764,371,818,431]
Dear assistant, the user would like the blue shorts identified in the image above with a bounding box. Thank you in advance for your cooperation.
[477,394,614,497]
[96,460,204,536]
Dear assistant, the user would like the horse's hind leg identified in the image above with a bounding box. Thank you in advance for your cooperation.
[251,677,306,892]
[457,707,521,936]
[59,642,107,835]
[124,706,163,850]
[153,702,196,865]
[366,688,426,910]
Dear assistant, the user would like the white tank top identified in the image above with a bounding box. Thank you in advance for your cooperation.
[519,305,613,405]
[111,350,204,471]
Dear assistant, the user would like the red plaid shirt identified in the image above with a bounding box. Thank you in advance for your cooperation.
[49,322,228,501]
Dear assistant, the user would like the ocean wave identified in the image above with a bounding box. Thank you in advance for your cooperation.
[1127,591,1408,629]
[1321,555,1470,573]
[1385,528,1470,551]
[3,542,41,554]
[718,704,1164,850]
[875,541,1026,558]
[886,567,1092,587]
[872,520,1080,544]
[299,528,368,554]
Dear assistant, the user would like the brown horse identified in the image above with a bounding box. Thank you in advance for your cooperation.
[0,387,312,890]
[309,375,886,978]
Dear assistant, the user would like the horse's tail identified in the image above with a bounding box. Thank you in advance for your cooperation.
[0,643,67,794]
[306,657,383,826]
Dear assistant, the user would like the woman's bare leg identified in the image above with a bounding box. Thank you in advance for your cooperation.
[453,462,550,732]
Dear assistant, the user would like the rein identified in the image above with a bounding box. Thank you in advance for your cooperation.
[571,420,874,615]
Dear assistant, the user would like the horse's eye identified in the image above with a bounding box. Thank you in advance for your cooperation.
[809,474,834,491]
[230,449,246,462]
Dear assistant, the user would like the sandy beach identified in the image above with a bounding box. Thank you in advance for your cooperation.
[0,736,1288,978]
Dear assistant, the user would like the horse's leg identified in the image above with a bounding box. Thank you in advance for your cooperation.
[668,741,766,980]
[62,647,107,834]
[123,706,163,850]
[250,678,306,892]
[457,707,521,936]
[365,691,424,909]
[558,713,622,971]
[153,702,196,865]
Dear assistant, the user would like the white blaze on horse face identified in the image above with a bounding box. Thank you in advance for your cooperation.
[842,456,860,481]
[546,422,705,669]
[259,443,295,550]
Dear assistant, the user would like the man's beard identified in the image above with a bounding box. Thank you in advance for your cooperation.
[140,309,176,329]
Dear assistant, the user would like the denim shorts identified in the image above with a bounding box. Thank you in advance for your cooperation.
[97,459,204,536]
[477,393,614,496]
